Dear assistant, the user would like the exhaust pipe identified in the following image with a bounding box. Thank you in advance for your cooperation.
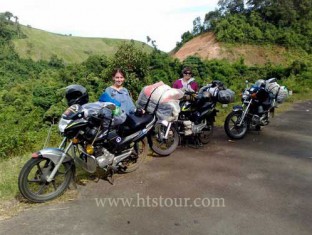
[112,149,133,166]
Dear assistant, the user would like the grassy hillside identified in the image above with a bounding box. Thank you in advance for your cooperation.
[13,26,306,67]
[172,32,308,66]
[13,25,153,64]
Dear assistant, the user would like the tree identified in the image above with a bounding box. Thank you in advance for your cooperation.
[4,11,13,21]
[48,55,65,68]
[146,36,151,43]
[108,42,150,96]
[204,10,221,30]
[192,17,202,35]
[246,0,271,10]
[218,0,245,14]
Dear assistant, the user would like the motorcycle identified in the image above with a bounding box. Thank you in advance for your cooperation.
[149,80,234,150]
[18,85,176,202]
[175,90,217,147]
[224,78,287,139]
[175,80,234,147]
[132,82,182,156]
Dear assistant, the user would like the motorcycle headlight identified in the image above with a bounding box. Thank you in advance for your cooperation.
[242,91,250,99]
[58,118,72,133]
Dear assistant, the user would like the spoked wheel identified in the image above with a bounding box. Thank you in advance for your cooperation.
[199,122,214,144]
[148,123,179,156]
[18,158,73,203]
[224,111,248,139]
[120,139,148,173]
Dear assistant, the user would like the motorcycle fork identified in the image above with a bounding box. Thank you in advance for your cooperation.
[163,122,173,139]
[238,100,252,126]
[46,141,73,182]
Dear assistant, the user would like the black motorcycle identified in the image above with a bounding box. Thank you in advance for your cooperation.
[176,90,217,147]
[175,80,234,148]
[18,86,158,203]
[224,78,282,139]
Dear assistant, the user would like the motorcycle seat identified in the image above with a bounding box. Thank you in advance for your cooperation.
[120,113,154,134]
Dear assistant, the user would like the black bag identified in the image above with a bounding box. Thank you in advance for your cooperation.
[218,89,235,104]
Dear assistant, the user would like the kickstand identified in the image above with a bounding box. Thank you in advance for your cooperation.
[69,175,78,189]
[68,166,77,190]
[91,169,101,183]
[105,167,115,185]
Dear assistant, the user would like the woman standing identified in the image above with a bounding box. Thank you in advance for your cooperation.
[100,68,136,114]
[172,67,199,92]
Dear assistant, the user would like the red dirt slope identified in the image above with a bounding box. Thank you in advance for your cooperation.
[172,32,291,66]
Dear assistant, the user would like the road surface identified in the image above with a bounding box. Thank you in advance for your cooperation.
[1,101,312,235]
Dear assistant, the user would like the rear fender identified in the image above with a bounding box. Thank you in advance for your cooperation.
[32,148,72,165]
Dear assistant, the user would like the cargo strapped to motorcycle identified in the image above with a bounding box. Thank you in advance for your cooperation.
[144,86,170,115]
[275,86,281,100]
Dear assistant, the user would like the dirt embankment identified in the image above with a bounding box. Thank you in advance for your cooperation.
[172,32,291,66]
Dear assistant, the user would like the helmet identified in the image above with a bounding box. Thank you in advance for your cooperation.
[65,84,89,106]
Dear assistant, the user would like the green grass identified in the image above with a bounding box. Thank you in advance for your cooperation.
[219,42,308,66]
[0,152,87,219]
[13,25,153,64]
[0,154,29,200]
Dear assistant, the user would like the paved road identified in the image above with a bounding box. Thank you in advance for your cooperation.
[1,101,312,235]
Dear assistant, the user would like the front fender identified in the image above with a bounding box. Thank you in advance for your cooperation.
[157,119,169,127]
[232,105,243,113]
[147,120,173,147]
[32,148,72,165]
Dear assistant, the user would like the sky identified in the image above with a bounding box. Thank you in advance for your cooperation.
[1,0,219,52]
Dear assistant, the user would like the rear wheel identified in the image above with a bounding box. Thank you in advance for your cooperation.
[224,111,248,139]
[18,158,73,203]
[148,123,179,156]
[120,139,148,173]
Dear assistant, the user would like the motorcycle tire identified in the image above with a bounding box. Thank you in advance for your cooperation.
[120,139,148,173]
[224,111,248,139]
[18,157,73,203]
[199,122,214,144]
[148,123,179,156]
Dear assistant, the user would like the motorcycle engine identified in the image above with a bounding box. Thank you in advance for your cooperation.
[95,147,115,168]
[192,121,207,134]
[182,120,207,135]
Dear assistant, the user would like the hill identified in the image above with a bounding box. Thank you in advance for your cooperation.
[172,32,305,66]
[12,25,153,64]
[12,26,305,67]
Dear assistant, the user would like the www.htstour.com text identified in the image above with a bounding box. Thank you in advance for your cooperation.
[94,194,225,208]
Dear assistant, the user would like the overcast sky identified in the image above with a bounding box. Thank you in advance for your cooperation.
[1,0,219,52]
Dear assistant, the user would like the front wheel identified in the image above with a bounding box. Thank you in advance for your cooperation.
[224,111,248,139]
[18,158,73,203]
[148,123,179,156]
